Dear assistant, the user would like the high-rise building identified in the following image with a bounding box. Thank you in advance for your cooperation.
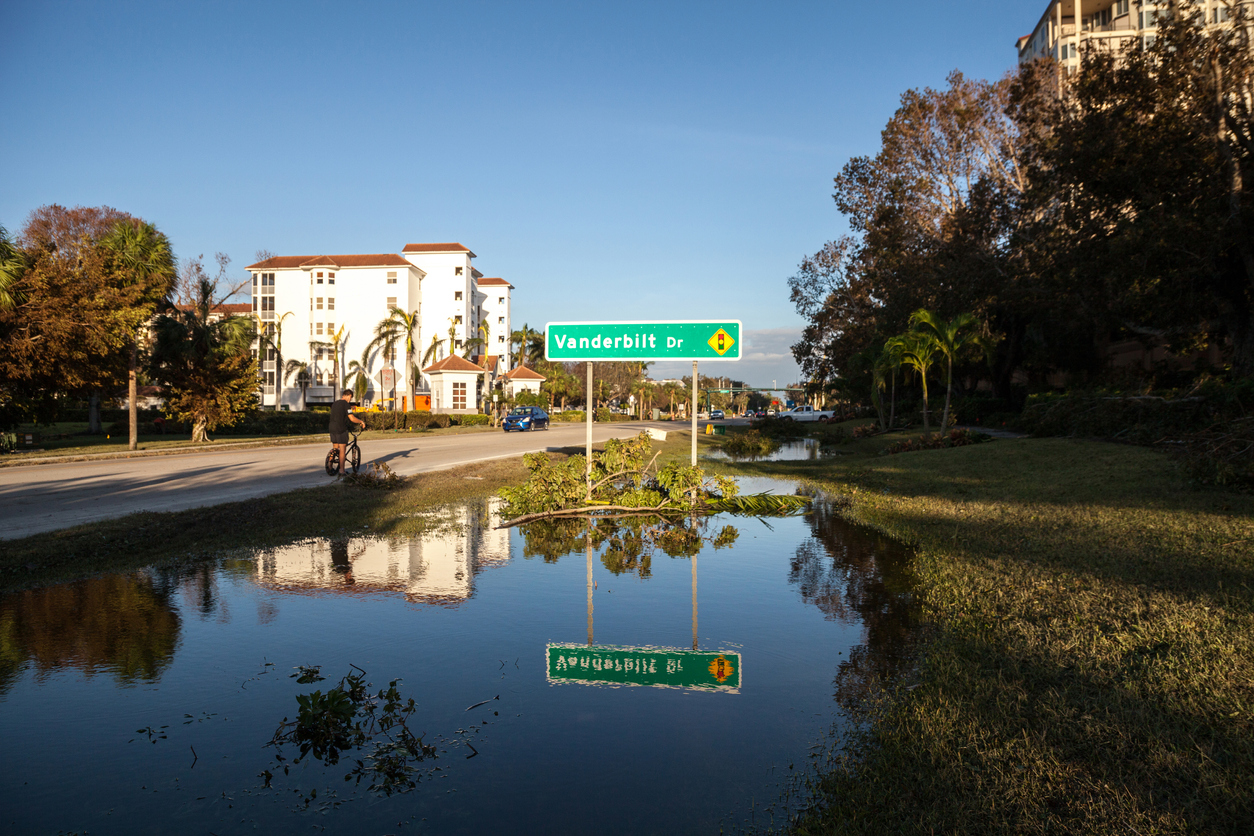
[1017,1,1241,68]
[247,243,513,412]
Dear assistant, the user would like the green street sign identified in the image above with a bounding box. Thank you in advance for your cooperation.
[545,320,742,361]
[546,643,742,692]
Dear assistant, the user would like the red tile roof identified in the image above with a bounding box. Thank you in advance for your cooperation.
[477,277,513,288]
[401,243,477,258]
[422,355,487,374]
[504,365,546,381]
[247,254,413,270]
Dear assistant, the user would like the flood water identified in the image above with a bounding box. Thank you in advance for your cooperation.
[0,478,918,835]
[706,438,829,461]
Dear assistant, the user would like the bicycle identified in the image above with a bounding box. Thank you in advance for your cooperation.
[325,429,362,476]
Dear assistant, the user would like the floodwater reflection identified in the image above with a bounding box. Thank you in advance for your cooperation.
[0,573,181,695]
[0,481,920,836]
[252,497,510,605]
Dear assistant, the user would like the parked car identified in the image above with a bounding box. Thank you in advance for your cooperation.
[503,406,550,432]
[709,409,725,419]
[779,405,837,422]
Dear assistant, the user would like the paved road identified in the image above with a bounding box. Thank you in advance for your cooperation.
[0,423,680,541]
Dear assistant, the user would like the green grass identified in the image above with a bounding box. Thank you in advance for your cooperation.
[706,427,1254,834]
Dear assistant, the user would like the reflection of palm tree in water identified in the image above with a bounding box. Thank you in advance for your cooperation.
[329,540,367,585]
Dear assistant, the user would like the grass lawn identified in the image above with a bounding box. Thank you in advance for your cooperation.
[704,427,1254,834]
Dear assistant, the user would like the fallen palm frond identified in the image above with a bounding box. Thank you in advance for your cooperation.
[703,492,811,515]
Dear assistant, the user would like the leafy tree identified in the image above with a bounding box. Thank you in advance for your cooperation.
[370,308,421,410]
[149,275,257,442]
[422,333,445,366]
[0,206,149,430]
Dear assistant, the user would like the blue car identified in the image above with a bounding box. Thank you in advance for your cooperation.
[503,406,550,432]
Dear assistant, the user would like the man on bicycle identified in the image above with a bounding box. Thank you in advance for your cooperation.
[329,390,366,477]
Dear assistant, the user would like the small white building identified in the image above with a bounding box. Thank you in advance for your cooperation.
[422,354,487,414]
[501,365,546,400]
[248,243,514,411]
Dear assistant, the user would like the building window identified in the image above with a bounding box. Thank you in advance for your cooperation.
[328,272,335,284]
[316,297,323,310]
[327,297,335,310]
[327,322,334,334]
[316,323,324,335]
[455,267,463,276]
[453,382,467,409]
[498,316,504,324]
[1216,6,1232,23]
[454,315,462,324]
[387,297,397,310]
[387,271,397,284]
[262,297,275,312]
[454,291,463,300]
[498,335,505,343]
[455,339,463,349]
[1115,0,1129,16]
[1139,9,1162,29]
[498,296,504,304]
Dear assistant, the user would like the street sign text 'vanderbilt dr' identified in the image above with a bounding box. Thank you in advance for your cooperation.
[545,320,742,361]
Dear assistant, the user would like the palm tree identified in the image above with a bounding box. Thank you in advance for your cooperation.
[875,339,906,431]
[328,325,348,389]
[0,224,26,312]
[253,311,294,412]
[101,219,178,450]
[477,318,491,355]
[511,323,533,368]
[345,344,376,405]
[897,331,940,431]
[908,309,989,431]
[283,360,313,411]
[422,333,446,366]
[370,308,421,411]
[461,336,485,359]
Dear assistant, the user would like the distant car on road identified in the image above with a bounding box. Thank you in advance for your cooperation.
[503,406,550,432]
[710,409,725,419]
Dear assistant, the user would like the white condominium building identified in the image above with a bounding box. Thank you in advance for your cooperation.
[1017,1,1245,67]
[247,242,513,411]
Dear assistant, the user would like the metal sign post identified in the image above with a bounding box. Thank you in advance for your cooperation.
[586,362,593,499]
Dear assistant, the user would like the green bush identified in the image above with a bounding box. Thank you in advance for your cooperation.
[553,411,586,423]
[456,414,490,426]
[595,408,613,422]
[750,416,808,438]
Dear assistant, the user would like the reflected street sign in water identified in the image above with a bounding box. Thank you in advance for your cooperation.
[546,644,741,692]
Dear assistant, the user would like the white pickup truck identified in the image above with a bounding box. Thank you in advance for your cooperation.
[779,405,837,422]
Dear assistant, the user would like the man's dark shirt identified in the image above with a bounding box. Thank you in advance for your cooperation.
[329,400,352,434]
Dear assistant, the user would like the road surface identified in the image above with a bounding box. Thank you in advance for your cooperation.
[0,422,680,541]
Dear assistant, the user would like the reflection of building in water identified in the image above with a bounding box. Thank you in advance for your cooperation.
[254,498,510,606]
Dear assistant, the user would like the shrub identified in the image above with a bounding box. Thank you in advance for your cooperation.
[882,429,993,455]
[722,429,779,458]
[553,411,586,423]
[595,407,613,422]
[851,423,879,439]
[750,416,807,438]
[456,414,490,426]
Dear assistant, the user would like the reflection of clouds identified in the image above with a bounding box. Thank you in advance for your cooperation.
[254,498,510,606]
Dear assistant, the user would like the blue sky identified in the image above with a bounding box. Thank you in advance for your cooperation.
[1,1,1031,387]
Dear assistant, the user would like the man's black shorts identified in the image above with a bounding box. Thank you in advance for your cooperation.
[330,431,349,444]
